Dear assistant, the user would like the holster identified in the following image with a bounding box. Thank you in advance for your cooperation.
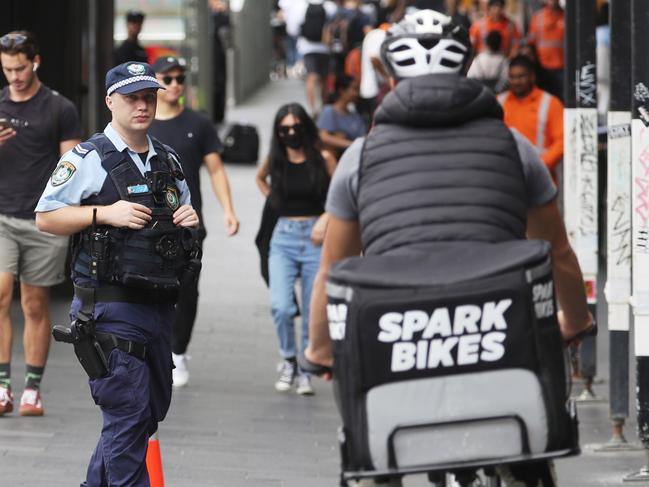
[73,324,109,380]
[52,286,108,379]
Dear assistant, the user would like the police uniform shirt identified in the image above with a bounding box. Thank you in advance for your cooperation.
[35,123,191,212]
[326,128,558,221]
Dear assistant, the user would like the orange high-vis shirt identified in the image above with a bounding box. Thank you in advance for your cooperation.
[527,7,565,70]
[498,87,564,178]
[469,16,521,56]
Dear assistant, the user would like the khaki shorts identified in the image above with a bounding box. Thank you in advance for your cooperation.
[0,214,69,287]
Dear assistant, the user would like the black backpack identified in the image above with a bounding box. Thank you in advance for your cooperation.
[220,123,259,163]
[301,3,327,42]
[346,10,365,50]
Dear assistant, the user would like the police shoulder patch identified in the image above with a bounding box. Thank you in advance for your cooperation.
[51,161,77,187]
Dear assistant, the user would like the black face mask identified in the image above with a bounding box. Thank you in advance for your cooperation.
[282,133,303,149]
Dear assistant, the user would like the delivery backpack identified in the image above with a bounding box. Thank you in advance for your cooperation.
[220,123,259,163]
[326,240,579,484]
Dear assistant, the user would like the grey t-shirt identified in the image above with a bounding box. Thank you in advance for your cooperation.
[326,128,558,220]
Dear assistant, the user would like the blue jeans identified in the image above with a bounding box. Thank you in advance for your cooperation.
[284,35,299,67]
[269,217,322,359]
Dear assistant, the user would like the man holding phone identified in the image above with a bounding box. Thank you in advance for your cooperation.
[0,31,82,416]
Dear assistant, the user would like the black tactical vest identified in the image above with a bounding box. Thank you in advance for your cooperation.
[358,74,528,256]
[73,133,198,291]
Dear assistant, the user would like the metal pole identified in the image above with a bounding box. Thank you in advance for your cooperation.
[563,0,583,388]
[626,0,649,481]
[599,0,637,452]
[563,0,577,227]
[568,0,599,402]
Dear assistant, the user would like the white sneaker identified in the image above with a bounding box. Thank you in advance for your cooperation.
[0,385,13,416]
[19,388,43,416]
[296,373,314,396]
[172,353,190,388]
[275,359,296,392]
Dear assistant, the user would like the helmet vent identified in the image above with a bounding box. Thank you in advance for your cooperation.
[390,44,411,52]
[446,44,466,54]
[396,58,417,67]
[418,37,440,50]
[440,58,460,69]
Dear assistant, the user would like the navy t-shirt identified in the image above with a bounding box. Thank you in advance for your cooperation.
[0,85,82,219]
[149,108,223,231]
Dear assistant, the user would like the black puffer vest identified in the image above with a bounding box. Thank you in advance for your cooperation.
[358,74,527,256]
[73,133,198,291]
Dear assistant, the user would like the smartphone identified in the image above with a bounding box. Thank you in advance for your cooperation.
[0,118,13,130]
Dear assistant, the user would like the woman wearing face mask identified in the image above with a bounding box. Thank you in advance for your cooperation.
[317,75,367,160]
[256,103,336,396]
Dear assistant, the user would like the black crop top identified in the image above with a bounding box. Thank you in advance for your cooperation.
[272,159,328,217]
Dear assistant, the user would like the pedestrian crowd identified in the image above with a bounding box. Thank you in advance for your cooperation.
[271,0,573,182]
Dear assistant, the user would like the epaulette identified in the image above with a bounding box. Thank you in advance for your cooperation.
[71,142,97,159]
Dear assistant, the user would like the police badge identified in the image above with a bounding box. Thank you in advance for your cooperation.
[165,186,180,210]
[126,63,146,76]
[51,161,77,187]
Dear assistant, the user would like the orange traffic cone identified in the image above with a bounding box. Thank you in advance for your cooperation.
[146,432,165,487]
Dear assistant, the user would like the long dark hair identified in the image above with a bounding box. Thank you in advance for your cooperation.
[268,103,329,208]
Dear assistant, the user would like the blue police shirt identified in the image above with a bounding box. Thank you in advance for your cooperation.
[36,123,191,212]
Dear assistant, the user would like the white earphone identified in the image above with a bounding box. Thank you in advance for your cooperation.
[32,63,39,72]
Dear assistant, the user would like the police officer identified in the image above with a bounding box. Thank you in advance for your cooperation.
[35,62,199,487]
[300,10,593,487]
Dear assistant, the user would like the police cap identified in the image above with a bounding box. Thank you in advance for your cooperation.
[105,62,164,96]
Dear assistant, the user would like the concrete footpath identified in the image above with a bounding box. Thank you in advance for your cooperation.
[1,78,648,486]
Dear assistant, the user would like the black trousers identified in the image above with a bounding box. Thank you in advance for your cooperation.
[172,240,204,355]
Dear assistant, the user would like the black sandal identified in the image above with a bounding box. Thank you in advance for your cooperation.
[298,352,333,376]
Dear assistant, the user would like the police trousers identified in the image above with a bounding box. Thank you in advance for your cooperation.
[71,297,174,487]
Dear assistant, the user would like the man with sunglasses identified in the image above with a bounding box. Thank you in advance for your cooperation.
[0,30,82,417]
[149,55,239,387]
[35,61,199,487]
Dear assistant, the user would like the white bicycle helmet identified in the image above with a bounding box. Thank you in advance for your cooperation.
[380,9,472,80]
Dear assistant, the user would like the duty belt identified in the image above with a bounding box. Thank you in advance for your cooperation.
[76,283,175,305]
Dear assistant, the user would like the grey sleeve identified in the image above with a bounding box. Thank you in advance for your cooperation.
[325,138,363,220]
[511,129,558,208]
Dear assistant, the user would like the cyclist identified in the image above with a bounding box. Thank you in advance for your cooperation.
[301,9,593,487]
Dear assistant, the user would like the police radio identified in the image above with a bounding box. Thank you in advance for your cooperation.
[89,208,109,281]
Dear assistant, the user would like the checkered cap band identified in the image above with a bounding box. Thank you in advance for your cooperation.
[107,75,159,95]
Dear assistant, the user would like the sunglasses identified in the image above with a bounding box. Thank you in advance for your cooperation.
[162,74,185,85]
[0,33,28,49]
[278,123,303,136]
